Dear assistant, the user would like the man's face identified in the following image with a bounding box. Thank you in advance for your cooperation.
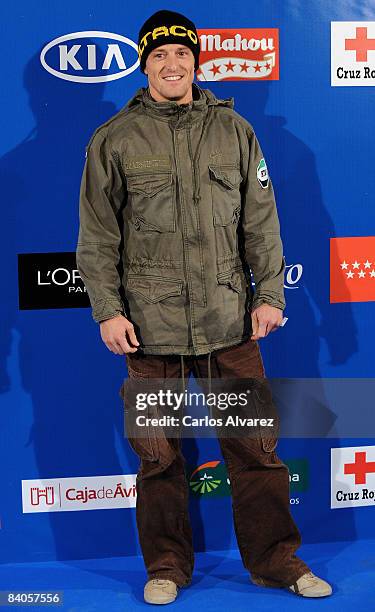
[144,44,195,104]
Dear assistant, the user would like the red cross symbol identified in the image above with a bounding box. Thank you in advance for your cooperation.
[345,27,375,62]
[344,451,375,485]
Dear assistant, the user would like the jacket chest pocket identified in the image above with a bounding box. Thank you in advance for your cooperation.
[126,171,176,232]
[209,164,243,226]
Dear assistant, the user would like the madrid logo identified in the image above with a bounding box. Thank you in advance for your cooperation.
[331,22,375,86]
[40,31,139,83]
[331,446,375,508]
[329,236,375,303]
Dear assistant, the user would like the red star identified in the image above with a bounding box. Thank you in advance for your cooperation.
[254,63,262,72]
[239,61,249,73]
[209,63,222,76]
[265,62,271,70]
[224,60,235,72]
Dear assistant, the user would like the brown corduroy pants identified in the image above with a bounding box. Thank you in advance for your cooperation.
[121,337,310,588]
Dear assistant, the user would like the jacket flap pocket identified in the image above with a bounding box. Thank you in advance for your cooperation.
[217,269,243,293]
[127,172,172,197]
[126,276,183,304]
[209,164,242,189]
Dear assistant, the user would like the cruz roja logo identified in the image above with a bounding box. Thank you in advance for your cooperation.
[331,446,375,508]
[40,31,139,83]
[331,22,375,86]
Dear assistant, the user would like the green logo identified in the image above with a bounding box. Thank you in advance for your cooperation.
[257,157,269,189]
[188,460,231,497]
[188,458,309,497]
[285,459,309,492]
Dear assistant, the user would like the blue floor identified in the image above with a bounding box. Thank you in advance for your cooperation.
[0,540,374,611]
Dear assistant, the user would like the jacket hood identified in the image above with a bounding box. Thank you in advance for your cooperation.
[123,82,234,119]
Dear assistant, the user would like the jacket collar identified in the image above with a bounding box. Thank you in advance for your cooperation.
[142,82,206,115]
[124,82,234,125]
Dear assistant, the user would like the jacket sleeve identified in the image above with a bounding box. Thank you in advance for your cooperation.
[240,127,286,312]
[76,129,127,323]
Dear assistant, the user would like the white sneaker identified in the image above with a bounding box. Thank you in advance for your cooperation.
[288,571,332,597]
[144,579,178,605]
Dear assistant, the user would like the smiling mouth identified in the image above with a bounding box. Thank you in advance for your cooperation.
[163,75,184,81]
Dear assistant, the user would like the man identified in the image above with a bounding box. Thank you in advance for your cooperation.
[76,9,332,605]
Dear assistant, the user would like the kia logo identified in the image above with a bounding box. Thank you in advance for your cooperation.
[40,31,139,83]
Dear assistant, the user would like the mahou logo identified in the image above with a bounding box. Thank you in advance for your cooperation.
[40,31,139,83]
[196,28,279,81]
[22,474,137,512]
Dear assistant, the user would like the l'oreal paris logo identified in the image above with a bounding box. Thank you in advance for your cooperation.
[40,31,139,83]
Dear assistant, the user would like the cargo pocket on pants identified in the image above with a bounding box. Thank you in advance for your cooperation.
[250,379,280,452]
[119,379,160,462]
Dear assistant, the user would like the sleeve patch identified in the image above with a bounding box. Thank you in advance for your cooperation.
[257,158,269,189]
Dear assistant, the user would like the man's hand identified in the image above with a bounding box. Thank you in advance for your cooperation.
[100,314,140,355]
[251,304,283,340]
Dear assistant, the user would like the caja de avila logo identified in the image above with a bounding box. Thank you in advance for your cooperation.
[40,31,139,83]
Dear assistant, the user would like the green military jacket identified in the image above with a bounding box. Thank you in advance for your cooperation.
[76,82,286,356]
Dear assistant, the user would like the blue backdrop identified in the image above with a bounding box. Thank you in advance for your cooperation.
[1,1,374,563]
